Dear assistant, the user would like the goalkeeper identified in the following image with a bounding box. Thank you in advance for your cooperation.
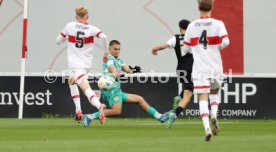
[82,40,170,127]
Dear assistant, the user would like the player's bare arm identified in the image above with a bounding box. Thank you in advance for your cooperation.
[122,65,132,74]
[108,66,118,78]
[152,43,170,55]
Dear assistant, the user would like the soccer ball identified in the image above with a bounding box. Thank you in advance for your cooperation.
[97,76,113,90]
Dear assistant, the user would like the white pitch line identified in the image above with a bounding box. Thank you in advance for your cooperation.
[138,121,235,126]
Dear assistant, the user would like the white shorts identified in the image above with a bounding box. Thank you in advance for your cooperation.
[70,68,89,85]
[193,78,223,94]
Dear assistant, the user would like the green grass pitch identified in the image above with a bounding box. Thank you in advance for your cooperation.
[0,118,275,152]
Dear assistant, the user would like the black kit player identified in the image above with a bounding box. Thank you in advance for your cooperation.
[152,19,194,128]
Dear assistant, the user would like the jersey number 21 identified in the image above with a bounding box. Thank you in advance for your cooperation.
[76,31,85,48]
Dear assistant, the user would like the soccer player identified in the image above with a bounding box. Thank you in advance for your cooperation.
[56,6,108,124]
[82,40,170,127]
[181,0,230,141]
[152,19,194,129]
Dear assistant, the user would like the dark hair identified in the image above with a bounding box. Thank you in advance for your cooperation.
[179,19,190,30]
[198,0,214,12]
[109,40,120,46]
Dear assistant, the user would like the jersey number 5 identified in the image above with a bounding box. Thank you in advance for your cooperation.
[76,31,85,48]
[199,30,208,49]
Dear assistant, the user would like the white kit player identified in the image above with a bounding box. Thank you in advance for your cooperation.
[182,0,230,141]
[56,6,108,124]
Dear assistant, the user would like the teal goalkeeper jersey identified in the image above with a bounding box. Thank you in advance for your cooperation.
[102,54,126,89]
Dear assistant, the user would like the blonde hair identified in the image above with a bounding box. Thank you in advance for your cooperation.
[75,6,88,18]
[198,0,214,12]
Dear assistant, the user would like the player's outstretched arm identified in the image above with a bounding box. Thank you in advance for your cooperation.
[122,65,132,74]
[121,65,142,74]
[152,43,170,55]
[108,66,118,78]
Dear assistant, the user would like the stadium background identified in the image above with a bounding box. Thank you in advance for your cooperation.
[0,0,276,118]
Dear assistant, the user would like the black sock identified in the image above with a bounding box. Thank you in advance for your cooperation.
[175,106,184,116]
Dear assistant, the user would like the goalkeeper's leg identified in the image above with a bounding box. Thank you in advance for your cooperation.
[83,103,122,127]
[125,93,170,122]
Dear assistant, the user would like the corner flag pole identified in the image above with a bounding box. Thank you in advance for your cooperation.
[18,0,28,119]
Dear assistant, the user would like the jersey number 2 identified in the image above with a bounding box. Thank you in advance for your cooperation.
[199,30,208,49]
[76,31,85,48]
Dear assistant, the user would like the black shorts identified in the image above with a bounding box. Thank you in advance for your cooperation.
[177,69,194,97]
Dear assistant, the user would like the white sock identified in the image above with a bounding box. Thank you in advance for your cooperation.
[69,84,81,112]
[209,94,219,118]
[154,113,162,119]
[199,100,210,131]
[87,114,97,120]
[85,89,101,109]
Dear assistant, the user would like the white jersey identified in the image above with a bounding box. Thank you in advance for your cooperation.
[60,21,102,69]
[184,17,228,78]
[166,36,176,48]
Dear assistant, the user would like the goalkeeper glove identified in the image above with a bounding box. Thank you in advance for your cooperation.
[129,65,142,73]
